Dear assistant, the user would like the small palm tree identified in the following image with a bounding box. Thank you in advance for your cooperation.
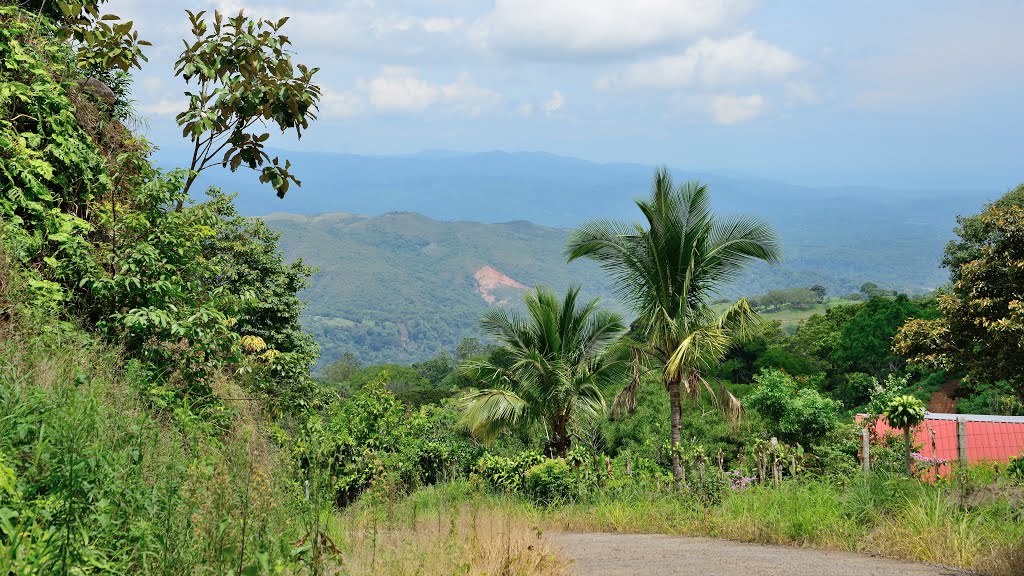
[457,285,627,457]
[566,168,780,483]
[884,395,926,477]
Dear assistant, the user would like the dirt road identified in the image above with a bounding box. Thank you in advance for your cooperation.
[553,532,973,576]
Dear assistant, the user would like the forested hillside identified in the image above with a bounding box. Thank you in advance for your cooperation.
[266,198,974,366]
[266,211,613,365]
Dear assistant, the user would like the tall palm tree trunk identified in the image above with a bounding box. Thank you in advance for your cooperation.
[547,416,572,458]
[668,377,683,486]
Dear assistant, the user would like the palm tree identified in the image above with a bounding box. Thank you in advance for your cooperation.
[566,168,781,483]
[458,285,627,457]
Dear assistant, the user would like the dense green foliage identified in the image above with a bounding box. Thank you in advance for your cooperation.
[896,185,1024,401]
[294,381,480,505]
[745,370,842,446]
[0,5,333,573]
[832,295,937,378]
[0,270,313,574]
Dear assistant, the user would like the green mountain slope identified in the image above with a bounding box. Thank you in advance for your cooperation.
[267,209,949,366]
[267,211,617,365]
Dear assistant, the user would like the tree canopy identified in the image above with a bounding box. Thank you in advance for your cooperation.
[895,185,1024,400]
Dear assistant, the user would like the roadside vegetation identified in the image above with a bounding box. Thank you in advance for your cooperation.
[1,2,1023,575]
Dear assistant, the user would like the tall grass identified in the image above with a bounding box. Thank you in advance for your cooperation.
[0,288,314,574]
[331,483,569,576]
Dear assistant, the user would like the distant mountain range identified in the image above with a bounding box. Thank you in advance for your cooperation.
[181,150,998,365]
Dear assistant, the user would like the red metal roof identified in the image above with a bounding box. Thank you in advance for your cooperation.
[858,413,1024,473]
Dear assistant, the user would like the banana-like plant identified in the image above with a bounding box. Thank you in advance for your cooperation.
[884,394,926,477]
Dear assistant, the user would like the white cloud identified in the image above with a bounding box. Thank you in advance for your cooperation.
[784,81,820,106]
[356,67,502,115]
[518,103,535,117]
[360,67,439,112]
[319,87,364,118]
[370,16,463,36]
[421,17,463,34]
[371,17,415,35]
[475,0,751,58]
[138,99,187,116]
[604,32,803,91]
[708,93,764,124]
[542,90,565,113]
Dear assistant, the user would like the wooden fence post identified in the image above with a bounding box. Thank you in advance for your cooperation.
[956,416,968,468]
[861,428,871,474]
[770,437,781,485]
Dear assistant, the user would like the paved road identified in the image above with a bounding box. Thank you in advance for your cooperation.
[553,532,974,576]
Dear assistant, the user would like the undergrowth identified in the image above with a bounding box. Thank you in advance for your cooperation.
[0,286,326,574]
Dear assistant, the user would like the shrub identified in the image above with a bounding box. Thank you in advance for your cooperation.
[475,451,544,494]
[524,459,576,506]
[745,369,842,446]
[1006,454,1024,484]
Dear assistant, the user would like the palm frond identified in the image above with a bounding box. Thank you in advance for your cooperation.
[457,388,529,443]
[665,324,731,380]
[611,346,646,419]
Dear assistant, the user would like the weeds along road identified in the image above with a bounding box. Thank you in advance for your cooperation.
[553,533,974,576]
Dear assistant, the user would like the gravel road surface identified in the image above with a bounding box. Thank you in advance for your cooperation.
[554,532,974,576]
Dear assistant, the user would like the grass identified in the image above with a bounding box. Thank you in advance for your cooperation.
[0,279,321,574]
[328,483,569,575]
[356,477,1024,576]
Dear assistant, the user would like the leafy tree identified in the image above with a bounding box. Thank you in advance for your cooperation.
[940,185,1024,283]
[810,284,827,302]
[174,9,321,200]
[413,350,456,386]
[745,370,841,446]
[320,351,362,384]
[895,186,1024,400]
[833,295,936,379]
[24,0,150,73]
[455,337,487,361]
[784,304,861,374]
[883,395,926,477]
[748,287,819,312]
[201,191,319,408]
[860,282,896,300]
[566,169,780,482]
[458,285,626,457]
[713,322,818,383]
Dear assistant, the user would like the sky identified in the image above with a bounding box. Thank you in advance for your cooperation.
[105,0,1024,189]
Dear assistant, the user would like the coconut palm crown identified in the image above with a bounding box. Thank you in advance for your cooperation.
[565,168,781,482]
[457,285,627,458]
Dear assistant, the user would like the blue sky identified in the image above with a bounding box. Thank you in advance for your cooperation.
[107,0,1024,189]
